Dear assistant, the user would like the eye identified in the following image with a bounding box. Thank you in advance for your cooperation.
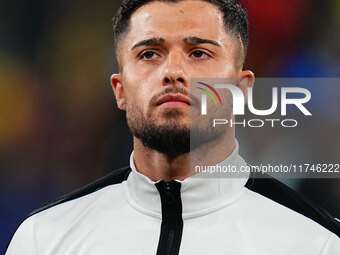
[140,51,159,60]
[190,50,210,59]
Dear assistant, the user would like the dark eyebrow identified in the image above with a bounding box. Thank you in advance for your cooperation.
[184,36,221,47]
[131,37,165,50]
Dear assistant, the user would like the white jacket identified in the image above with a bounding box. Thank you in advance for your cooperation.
[6,143,340,254]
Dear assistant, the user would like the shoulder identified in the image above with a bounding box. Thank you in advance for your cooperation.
[245,172,340,237]
[236,187,340,254]
[29,166,132,217]
[6,166,132,254]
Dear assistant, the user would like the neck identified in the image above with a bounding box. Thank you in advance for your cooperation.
[133,127,235,182]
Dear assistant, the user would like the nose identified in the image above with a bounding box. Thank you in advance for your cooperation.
[161,51,189,87]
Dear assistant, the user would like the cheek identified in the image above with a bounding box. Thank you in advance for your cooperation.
[122,82,151,116]
[123,54,162,80]
[188,55,237,78]
[123,58,161,89]
[122,67,161,105]
[199,65,235,78]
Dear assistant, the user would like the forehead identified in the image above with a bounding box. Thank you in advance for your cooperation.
[124,1,229,46]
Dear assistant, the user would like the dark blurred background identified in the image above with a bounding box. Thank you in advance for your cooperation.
[0,0,339,252]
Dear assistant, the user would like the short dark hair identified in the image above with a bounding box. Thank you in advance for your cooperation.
[113,0,248,67]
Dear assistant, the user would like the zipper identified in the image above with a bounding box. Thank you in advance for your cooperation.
[155,181,183,255]
[165,229,175,255]
[164,182,175,255]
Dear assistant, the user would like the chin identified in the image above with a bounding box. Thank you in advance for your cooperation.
[158,115,190,128]
[161,108,189,118]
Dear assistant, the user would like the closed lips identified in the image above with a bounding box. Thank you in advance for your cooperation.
[155,94,191,106]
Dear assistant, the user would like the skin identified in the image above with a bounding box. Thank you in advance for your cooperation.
[111,0,254,181]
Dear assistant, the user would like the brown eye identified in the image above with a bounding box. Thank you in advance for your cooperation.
[140,51,158,60]
[191,50,209,59]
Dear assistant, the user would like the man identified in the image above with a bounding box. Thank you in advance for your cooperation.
[6,0,340,254]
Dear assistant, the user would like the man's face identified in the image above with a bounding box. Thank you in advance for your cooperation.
[112,0,242,155]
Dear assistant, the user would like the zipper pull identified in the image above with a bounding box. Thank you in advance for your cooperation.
[165,182,175,204]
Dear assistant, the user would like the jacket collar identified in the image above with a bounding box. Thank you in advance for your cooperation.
[123,140,249,219]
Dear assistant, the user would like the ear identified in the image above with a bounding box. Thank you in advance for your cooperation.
[236,70,255,104]
[110,73,126,110]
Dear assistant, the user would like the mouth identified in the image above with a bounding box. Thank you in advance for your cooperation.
[155,94,191,108]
